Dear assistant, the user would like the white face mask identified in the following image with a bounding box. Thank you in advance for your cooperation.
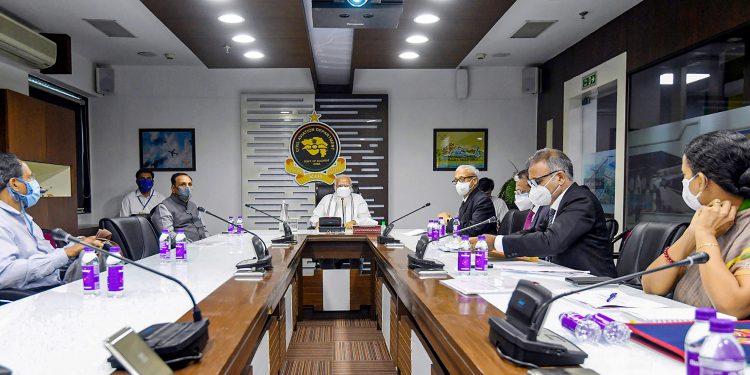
[681,174,703,211]
[514,192,534,211]
[455,181,472,197]
[528,174,560,207]
[336,186,351,198]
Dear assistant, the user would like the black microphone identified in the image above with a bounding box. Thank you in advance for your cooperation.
[50,228,209,368]
[407,216,497,270]
[197,207,273,270]
[244,204,295,244]
[489,252,710,367]
[377,202,430,244]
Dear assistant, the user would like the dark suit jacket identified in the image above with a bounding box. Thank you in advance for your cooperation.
[457,188,497,237]
[501,183,617,277]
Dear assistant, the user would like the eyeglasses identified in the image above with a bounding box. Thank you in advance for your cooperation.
[528,170,561,187]
[451,175,476,185]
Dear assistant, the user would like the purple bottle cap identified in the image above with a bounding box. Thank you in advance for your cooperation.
[709,318,735,333]
[109,246,121,253]
[461,235,469,240]
[176,229,185,233]
[695,307,717,321]
[161,229,168,233]
[478,235,486,240]
[84,246,95,252]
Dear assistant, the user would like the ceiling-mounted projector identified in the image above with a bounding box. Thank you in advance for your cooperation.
[312,0,404,29]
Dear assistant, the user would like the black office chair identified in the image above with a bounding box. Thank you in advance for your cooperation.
[99,216,159,260]
[604,218,619,243]
[615,221,689,287]
[0,288,35,306]
[314,182,360,205]
[497,209,530,235]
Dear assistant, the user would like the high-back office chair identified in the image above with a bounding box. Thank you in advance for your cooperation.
[99,216,159,260]
[0,288,35,306]
[615,221,689,287]
[314,182,360,205]
[604,218,619,243]
[497,209,529,235]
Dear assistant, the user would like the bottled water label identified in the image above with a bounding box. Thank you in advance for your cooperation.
[159,241,170,260]
[235,224,243,235]
[457,251,471,272]
[686,349,700,375]
[474,250,487,271]
[175,242,187,260]
[82,265,99,291]
[107,265,124,292]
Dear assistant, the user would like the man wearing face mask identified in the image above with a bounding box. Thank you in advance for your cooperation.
[0,153,102,290]
[484,149,616,277]
[119,168,165,217]
[513,169,549,231]
[310,175,377,229]
[151,172,207,242]
[477,177,509,223]
[447,165,496,237]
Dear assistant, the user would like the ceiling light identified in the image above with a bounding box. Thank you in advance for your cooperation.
[399,52,419,60]
[406,35,429,44]
[244,50,265,59]
[347,0,368,7]
[218,14,244,23]
[660,73,673,85]
[232,34,255,43]
[686,73,710,84]
[414,14,439,24]
[280,111,291,114]
[137,51,156,57]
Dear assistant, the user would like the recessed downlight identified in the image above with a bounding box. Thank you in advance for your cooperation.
[406,35,429,44]
[244,50,265,59]
[399,51,419,60]
[137,51,156,57]
[218,14,244,23]
[232,34,255,43]
[414,14,439,24]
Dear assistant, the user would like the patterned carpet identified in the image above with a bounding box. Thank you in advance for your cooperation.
[282,319,397,375]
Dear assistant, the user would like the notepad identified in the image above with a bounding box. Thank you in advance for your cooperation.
[567,289,667,309]
[440,277,517,295]
[624,307,736,322]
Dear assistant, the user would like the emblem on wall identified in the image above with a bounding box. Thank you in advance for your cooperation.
[285,112,346,185]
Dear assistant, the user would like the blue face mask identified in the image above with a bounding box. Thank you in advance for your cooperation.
[10,177,41,208]
[177,186,192,202]
[137,178,154,194]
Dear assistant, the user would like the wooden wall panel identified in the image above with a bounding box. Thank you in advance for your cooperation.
[349,269,371,310]
[269,318,281,375]
[302,269,324,311]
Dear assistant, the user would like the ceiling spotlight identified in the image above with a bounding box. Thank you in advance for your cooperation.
[347,0,368,7]
[218,14,244,23]
[399,51,419,60]
[232,34,255,43]
[414,14,439,24]
[406,35,429,44]
[244,50,265,59]
[137,51,156,57]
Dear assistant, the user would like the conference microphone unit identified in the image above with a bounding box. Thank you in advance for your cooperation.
[489,251,710,367]
[244,204,296,244]
[197,207,273,271]
[407,216,497,270]
[377,202,430,245]
[50,228,209,370]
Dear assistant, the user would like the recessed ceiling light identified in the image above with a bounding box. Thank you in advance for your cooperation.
[137,51,156,57]
[244,50,265,59]
[414,14,439,24]
[406,35,429,44]
[280,111,291,114]
[218,14,244,23]
[399,51,419,60]
[232,34,255,43]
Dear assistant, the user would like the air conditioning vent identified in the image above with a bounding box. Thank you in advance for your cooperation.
[511,21,558,39]
[83,19,136,38]
[0,12,56,69]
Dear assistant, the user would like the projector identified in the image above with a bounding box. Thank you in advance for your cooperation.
[312,0,404,29]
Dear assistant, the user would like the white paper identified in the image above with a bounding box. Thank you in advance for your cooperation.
[568,289,667,309]
[491,261,590,277]
[440,276,518,295]
[404,229,427,236]
[624,307,736,322]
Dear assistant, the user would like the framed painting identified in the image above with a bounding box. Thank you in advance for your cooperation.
[139,128,196,171]
[433,128,488,171]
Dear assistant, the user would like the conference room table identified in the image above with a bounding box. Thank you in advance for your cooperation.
[0,229,719,374]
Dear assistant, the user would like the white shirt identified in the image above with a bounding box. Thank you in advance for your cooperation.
[309,193,377,226]
[120,190,166,217]
[490,196,509,222]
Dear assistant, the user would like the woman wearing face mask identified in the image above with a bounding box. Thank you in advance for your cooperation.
[642,130,750,318]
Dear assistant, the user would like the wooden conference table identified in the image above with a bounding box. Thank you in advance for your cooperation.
[0,230,688,374]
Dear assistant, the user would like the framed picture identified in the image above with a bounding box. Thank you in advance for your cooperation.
[433,128,488,171]
[139,128,196,171]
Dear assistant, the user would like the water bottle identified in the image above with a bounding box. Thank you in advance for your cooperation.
[559,312,601,342]
[438,217,446,237]
[175,229,187,261]
[426,220,435,240]
[235,215,244,235]
[106,246,125,298]
[457,235,472,275]
[280,201,289,233]
[380,220,386,234]
[473,235,488,276]
[227,216,235,234]
[451,218,461,233]
[158,229,171,263]
[81,247,100,296]
[685,307,717,375]
[588,313,631,344]
[699,318,745,375]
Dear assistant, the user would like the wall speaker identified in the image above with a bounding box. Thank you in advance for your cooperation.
[456,68,469,99]
[522,67,540,95]
[95,66,114,95]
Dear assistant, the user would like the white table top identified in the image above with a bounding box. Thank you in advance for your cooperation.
[0,229,737,374]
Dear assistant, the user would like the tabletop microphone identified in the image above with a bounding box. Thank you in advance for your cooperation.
[50,228,209,369]
[407,216,497,270]
[197,207,272,270]
[378,202,430,244]
[489,251,710,367]
[244,204,295,244]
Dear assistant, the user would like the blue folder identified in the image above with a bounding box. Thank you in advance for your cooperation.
[627,321,750,363]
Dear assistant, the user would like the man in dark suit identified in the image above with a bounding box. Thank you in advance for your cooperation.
[448,165,496,237]
[485,149,616,277]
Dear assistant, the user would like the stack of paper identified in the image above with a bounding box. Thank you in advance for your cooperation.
[624,308,736,322]
[567,289,667,309]
[491,261,590,278]
[440,277,518,295]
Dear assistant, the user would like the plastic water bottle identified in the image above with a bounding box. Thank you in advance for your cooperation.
[452,218,461,233]
[280,201,289,233]
[235,215,244,235]
[699,318,745,375]
[438,217,446,237]
[227,216,234,234]
[685,307,717,375]
[380,220,386,234]
[588,313,631,344]
[473,235,488,276]
[174,229,187,261]
[426,220,434,240]
[457,235,472,275]
[158,229,171,263]
[106,246,125,298]
[81,247,100,296]
[559,312,601,342]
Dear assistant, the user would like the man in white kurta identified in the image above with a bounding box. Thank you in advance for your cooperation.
[309,175,377,229]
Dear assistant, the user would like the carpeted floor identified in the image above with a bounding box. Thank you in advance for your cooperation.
[282,319,397,375]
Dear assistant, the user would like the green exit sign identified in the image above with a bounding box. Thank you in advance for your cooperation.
[582,72,597,90]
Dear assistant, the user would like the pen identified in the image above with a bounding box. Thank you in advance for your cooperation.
[606,292,617,302]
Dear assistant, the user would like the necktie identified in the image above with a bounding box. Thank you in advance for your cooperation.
[523,211,534,230]
[547,208,557,226]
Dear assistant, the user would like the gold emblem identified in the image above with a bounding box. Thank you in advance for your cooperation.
[285,112,346,185]
[301,137,328,157]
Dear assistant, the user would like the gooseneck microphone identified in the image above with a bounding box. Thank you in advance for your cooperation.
[407,216,497,270]
[197,207,272,270]
[377,202,431,244]
[244,204,295,244]
[488,251,710,367]
[50,228,209,368]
